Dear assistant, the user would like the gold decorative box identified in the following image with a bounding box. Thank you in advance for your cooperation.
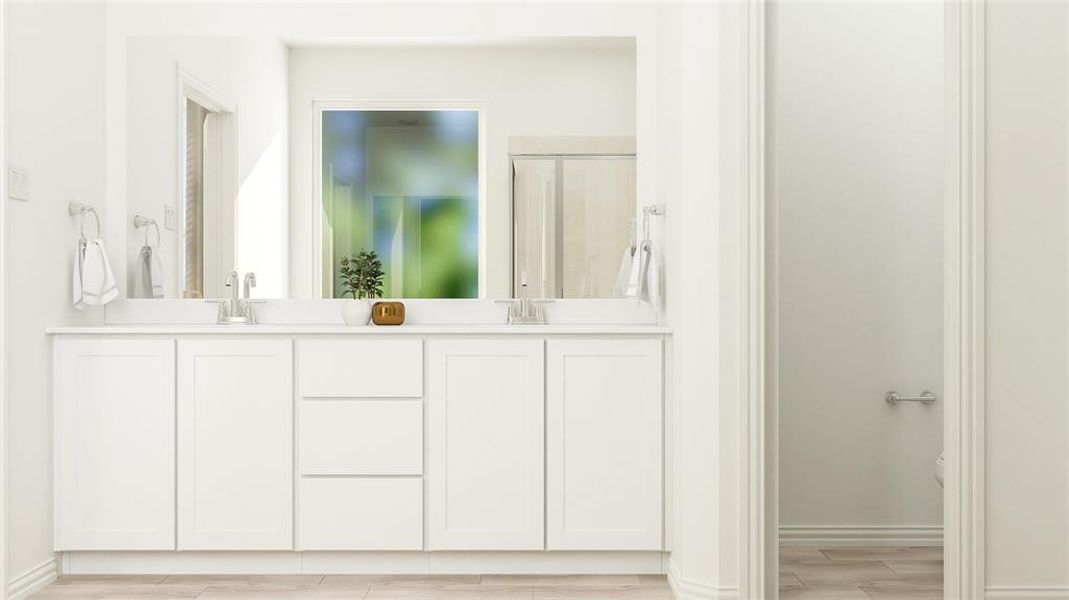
[371,301,406,326]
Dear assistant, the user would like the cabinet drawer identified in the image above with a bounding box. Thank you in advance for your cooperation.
[298,338,423,398]
[300,400,422,475]
[298,478,422,550]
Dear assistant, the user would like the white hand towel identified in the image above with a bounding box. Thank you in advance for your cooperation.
[77,240,118,307]
[72,237,87,309]
[622,244,643,298]
[149,247,164,298]
[640,241,663,311]
[614,246,633,297]
[136,245,165,299]
[631,239,662,312]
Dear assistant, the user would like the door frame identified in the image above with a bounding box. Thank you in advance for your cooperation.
[176,66,237,300]
[740,2,986,599]
[0,0,8,593]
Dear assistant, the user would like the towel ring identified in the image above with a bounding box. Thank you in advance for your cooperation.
[133,214,161,248]
[68,202,101,239]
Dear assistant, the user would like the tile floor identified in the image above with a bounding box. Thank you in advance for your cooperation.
[780,546,944,599]
[31,574,674,600]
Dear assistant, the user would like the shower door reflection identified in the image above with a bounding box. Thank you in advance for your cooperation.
[512,154,636,298]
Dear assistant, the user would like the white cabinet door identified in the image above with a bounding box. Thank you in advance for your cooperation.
[55,338,176,550]
[177,338,293,550]
[427,338,544,550]
[546,338,663,550]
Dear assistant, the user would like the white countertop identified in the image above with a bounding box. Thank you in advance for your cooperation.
[46,324,671,335]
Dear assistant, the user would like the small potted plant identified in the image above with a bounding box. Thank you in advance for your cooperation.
[339,249,384,325]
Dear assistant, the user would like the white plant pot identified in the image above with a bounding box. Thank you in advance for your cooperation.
[341,299,373,325]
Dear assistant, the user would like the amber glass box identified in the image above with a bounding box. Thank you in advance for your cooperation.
[371,301,405,326]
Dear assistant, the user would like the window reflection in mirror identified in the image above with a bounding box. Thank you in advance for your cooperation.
[320,109,480,299]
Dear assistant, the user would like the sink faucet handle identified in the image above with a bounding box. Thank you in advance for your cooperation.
[243,272,257,299]
[494,298,521,324]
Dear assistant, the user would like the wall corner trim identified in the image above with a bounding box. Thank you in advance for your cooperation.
[666,559,739,600]
[739,0,769,597]
[944,1,986,598]
[6,558,58,600]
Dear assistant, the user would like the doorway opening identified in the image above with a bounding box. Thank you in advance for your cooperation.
[767,2,945,598]
[176,70,236,300]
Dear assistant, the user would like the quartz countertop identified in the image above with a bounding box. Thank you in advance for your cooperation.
[46,323,671,335]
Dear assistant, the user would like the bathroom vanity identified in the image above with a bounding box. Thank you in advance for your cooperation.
[48,325,669,573]
[44,31,671,575]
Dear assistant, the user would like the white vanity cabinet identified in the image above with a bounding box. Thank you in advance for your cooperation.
[177,338,293,550]
[54,338,176,550]
[52,327,667,561]
[427,338,545,550]
[547,338,663,550]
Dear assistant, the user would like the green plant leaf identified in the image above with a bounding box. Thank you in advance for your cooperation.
[339,249,386,299]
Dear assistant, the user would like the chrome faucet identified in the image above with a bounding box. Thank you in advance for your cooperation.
[211,271,261,324]
[226,270,240,309]
[497,271,553,324]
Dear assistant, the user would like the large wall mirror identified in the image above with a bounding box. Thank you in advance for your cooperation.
[123,37,638,299]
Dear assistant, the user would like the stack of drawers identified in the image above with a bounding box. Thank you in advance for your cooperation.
[296,338,425,550]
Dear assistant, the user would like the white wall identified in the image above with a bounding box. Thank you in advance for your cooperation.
[287,43,635,298]
[985,2,1069,593]
[4,0,107,589]
[770,2,944,538]
[125,36,288,298]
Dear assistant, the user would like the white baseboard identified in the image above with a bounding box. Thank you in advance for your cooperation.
[666,559,738,600]
[62,551,665,575]
[779,526,943,547]
[986,587,1069,599]
[7,558,58,600]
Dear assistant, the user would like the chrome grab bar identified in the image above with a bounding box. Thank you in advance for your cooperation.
[885,391,937,406]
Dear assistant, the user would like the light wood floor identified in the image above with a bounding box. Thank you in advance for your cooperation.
[29,548,943,600]
[780,546,944,599]
[31,574,674,599]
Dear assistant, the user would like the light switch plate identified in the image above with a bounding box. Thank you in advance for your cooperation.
[164,205,177,230]
[7,166,29,201]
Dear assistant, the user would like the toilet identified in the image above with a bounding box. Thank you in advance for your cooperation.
[934,452,945,488]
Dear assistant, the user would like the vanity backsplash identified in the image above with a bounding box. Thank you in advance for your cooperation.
[101,298,661,326]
